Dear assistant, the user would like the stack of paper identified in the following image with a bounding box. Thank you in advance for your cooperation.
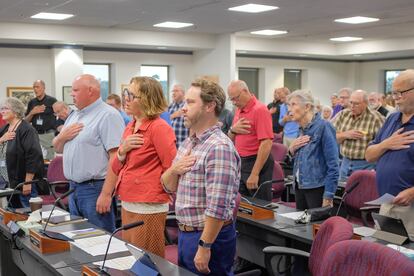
[93,256,136,270]
[353,226,376,237]
[71,234,129,256]
[41,209,69,219]
[278,211,305,220]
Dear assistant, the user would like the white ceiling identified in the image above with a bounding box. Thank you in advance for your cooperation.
[2,0,414,59]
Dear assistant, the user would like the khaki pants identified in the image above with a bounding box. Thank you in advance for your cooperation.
[38,132,55,161]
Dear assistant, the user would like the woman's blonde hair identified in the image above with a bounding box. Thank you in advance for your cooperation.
[129,76,168,119]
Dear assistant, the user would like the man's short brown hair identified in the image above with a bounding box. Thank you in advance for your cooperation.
[191,79,225,117]
[107,94,121,105]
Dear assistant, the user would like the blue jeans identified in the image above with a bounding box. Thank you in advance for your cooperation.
[19,184,38,208]
[339,157,375,182]
[178,223,236,276]
[69,180,115,232]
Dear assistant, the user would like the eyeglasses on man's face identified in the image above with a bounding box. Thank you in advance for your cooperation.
[123,89,141,102]
[390,87,414,99]
[229,92,242,102]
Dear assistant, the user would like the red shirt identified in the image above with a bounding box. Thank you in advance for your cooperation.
[112,117,177,203]
[233,96,273,157]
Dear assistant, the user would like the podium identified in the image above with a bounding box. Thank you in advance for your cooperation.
[238,201,275,220]
[29,229,70,254]
[0,207,28,225]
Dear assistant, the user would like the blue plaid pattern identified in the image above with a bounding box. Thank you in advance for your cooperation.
[168,101,189,147]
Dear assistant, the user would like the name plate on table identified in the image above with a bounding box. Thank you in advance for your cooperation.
[29,229,70,254]
[238,201,274,220]
[0,207,28,225]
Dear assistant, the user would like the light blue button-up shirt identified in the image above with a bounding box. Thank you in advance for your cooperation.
[62,98,124,183]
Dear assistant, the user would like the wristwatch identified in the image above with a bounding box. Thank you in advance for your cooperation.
[198,239,213,249]
[229,127,237,135]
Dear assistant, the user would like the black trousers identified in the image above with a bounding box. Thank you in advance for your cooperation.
[239,154,274,201]
[295,185,324,211]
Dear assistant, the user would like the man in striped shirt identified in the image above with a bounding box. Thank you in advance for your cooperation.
[333,90,385,181]
[162,79,240,275]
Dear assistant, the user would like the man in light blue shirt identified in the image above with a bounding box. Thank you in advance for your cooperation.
[278,88,299,147]
[53,74,124,232]
[106,94,131,126]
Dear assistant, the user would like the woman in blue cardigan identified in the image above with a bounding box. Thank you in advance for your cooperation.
[287,90,339,210]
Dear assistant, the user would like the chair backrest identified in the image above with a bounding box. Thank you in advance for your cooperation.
[308,216,354,275]
[320,240,414,276]
[344,170,379,218]
[47,156,67,182]
[271,142,288,162]
[273,133,283,144]
[272,161,285,200]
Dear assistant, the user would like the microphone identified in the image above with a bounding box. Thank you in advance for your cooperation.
[251,179,284,199]
[39,188,75,241]
[335,181,360,216]
[7,179,41,211]
[101,221,144,272]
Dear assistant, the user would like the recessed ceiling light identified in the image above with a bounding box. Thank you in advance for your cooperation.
[238,51,248,54]
[330,36,363,42]
[250,29,288,36]
[299,54,308,57]
[31,12,74,20]
[353,54,362,57]
[228,4,278,13]
[334,16,379,24]
[153,21,193,28]
[157,46,167,49]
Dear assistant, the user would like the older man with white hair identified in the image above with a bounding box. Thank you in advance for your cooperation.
[368,91,389,117]
[333,90,385,181]
[168,84,188,147]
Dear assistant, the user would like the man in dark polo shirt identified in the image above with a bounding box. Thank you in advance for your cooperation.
[25,80,57,160]
[267,87,286,134]
[227,80,274,201]
[366,69,414,205]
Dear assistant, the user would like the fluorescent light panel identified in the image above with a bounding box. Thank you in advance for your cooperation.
[335,16,379,24]
[229,4,278,13]
[31,12,74,20]
[330,36,363,42]
[251,29,287,36]
[153,21,193,28]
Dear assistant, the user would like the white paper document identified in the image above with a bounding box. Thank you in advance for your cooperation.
[71,234,129,256]
[365,193,395,205]
[353,226,376,237]
[41,209,69,219]
[278,211,305,220]
[93,256,136,270]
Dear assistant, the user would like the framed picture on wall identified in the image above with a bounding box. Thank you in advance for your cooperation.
[6,86,35,106]
[121,84,129,109]
[62,86,73,105]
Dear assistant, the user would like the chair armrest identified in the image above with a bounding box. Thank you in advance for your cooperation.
[360,206,380,226]
[263,246,310,258]
[48,181,70,186]
[360,206,380,211]
[263,246,310,276]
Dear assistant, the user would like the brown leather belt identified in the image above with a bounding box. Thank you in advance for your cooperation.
[178,220,233,232]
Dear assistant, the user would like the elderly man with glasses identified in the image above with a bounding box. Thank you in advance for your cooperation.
[366,69,414,205]
[332,90,385,181]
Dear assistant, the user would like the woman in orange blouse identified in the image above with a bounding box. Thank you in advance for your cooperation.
[112,76,177,257]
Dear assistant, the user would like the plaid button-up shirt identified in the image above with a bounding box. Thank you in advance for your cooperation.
[168,101,189,148]
[174,124,241,227]
[333,108,384,159]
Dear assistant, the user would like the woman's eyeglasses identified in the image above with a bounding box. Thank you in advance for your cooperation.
[123,89,141,101]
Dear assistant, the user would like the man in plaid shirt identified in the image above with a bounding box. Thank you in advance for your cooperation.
[162,79,240,275]
[168,84,189,147]
[333,90,384,181]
